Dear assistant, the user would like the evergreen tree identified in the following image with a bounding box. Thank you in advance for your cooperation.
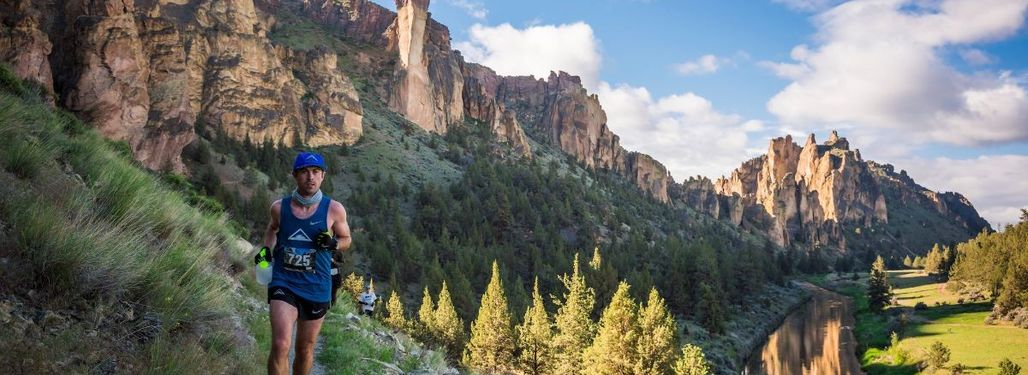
[696,283,724,334]
[418,286,437,343]
[868,255,892,312]
[434,281,466,360]
[551,254,597,375]
[464,261,516,373]
[925,244,943,275]
[583,281,639,374]
[925,341,951,371]
[672,344,712,375]
[999,358,1021,375]
[941,245,955,277]
[385,290,408,331]
[517,278,553,375]
[913,255,925,269]
[587,246,618,317]
[903,255,913,268]
[635,288,678,375]
[343,272,364,304]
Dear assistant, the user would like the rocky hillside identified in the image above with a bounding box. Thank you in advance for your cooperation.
[676,131,990,260]
[1,0,672,201]
[2,0,986,259]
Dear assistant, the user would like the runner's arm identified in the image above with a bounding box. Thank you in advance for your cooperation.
[262,200,282,255]
[329,201,352,254]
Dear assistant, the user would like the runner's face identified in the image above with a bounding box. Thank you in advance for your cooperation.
[293,167,324,196]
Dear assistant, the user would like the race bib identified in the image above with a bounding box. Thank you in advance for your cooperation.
[282,247,316,273]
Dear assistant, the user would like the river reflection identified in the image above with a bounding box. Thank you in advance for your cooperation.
[744,283,863,375]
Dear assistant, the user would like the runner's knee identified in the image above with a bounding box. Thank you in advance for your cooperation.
[271,336,291,355]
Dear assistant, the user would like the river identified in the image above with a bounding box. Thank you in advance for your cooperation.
[743,283,864,375]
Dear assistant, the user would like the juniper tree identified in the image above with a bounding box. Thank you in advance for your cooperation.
[635,288,678,375]
[925,244,943,275]
[587,246,619,317]
[464,261,515,373]
[925,341,951,371]
[385,290,408,331]
[583,281,639,374]
[418,286,436,343]
[551,254,596,375]
[343,272,364,303]
[434,281,466,360]
[517,277,553,375]
[999,358,1021,375]
[696,283,724,334]
[673,344,712,375]
[868,255,892,312]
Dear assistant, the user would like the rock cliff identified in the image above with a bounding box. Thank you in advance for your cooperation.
[386,0,463,134]
[1,0,675,201]
[0,0,364,172]
[693,131,989,253]
[707,132,888,249]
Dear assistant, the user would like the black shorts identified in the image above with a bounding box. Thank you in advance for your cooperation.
[268,286,330,320]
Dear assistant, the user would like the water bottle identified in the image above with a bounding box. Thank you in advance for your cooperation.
[255,247,273,286]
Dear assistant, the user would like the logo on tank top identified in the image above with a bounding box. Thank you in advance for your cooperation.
[287,229,313,242]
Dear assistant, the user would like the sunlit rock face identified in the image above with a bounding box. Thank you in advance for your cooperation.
[0,0,366,172]
[388,0,463,134]
[695,130,989,252]
[711,132,887,249]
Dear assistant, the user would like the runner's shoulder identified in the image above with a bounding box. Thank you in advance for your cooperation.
[270,199,283,216]
[328,199,347,216]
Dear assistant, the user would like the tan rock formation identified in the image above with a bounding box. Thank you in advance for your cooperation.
[290,0,396,46]
[0,0,365,171]
[497,72,627,170]
[388,0,462,133]
[136,14,196,172]
[673,176,721,219]
[62,0,152,155]
[192,0,309,145]
[711,132,887,249]
[461,63,531,156]
[625,152,671,203]
[279,48,364,147]
[0,1,53,97]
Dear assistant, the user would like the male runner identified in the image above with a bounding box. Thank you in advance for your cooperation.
[256,152,351,375]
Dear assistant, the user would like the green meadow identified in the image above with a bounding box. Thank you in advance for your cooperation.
[855,270,1028,374]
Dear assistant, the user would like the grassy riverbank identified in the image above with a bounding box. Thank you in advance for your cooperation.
[817,270,1028,374]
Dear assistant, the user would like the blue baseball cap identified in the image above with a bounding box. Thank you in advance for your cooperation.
[293,152,326,172]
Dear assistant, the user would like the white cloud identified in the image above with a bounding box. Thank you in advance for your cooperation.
[895,155,1028,228]
[674,55,723,76]
[959,48,995,65]
[455,21,764,179]
[455,22,602,88]
[444,0,487,20]
[766,0,1028,147]
[597,83,763,180]
[759,61,809,79]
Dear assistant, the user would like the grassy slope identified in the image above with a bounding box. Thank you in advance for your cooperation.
[0,64,443,373]
[0,66,259,373]
[824,270,1028,375]
[891,270,1028,375]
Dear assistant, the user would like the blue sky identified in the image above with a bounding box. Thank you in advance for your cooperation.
[372,0,1028,227]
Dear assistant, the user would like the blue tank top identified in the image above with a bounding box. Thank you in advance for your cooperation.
[269,196,333,302]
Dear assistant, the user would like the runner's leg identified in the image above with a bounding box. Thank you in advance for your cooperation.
[293,317,325,375]
[269,300,298,375]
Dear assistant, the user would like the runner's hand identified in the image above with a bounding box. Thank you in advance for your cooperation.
[254,246,270,265]
[315,230,337,251]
